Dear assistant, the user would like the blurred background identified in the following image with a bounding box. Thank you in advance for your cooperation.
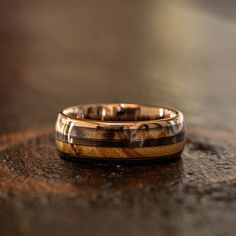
[1,0,236,133]
[1,1,236,236]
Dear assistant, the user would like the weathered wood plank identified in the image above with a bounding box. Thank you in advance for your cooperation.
[0,127,236,236]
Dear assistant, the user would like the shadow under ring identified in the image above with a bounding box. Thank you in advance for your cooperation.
[55,103,186,162]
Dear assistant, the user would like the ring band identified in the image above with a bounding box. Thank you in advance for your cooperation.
[55,103,186,162]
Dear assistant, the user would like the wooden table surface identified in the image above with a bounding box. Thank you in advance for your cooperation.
[1,1,236,235]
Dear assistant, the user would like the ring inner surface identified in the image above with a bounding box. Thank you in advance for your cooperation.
[63,104,177,122]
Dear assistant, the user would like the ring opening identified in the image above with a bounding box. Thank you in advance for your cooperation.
[62,104,177,122]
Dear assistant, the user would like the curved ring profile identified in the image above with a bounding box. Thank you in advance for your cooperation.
[55,103,186,162]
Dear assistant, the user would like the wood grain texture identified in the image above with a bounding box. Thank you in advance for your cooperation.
[55,140,185,158]
[0,127,236,236]
[1,0,236,236]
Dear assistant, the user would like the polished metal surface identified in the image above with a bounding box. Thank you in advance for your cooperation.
[55,104,186,159]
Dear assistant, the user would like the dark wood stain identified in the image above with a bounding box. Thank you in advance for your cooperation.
[55,131,186,148]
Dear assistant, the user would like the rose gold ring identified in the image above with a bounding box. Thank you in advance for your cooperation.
[55,103,186,163]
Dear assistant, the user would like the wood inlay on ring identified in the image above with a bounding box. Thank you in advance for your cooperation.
[56,140,186,158]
